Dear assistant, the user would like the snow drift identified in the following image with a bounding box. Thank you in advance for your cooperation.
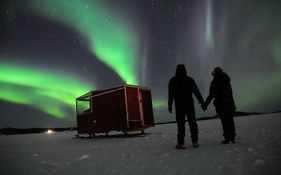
[0,113,281,175]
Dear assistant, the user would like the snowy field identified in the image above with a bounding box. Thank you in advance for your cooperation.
[0,113,281,175]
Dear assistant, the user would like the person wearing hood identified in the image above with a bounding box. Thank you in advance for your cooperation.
[168,64,204,149]
[203,67,236,144]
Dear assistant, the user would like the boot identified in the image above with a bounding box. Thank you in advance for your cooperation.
[175,144,186,149]
[221,140,235,144]
[192,142,199,148]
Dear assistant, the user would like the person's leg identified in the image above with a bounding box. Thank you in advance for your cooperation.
[187,109,198,144]
[220,112,236,143]
[219,114,228,140]
[227,112,236,142]
[219,113,230,141]
[176,113,185,145]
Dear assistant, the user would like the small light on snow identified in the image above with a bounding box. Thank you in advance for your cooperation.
[46,129,54,134]
[254,159,265,166]
[79,154,90,160]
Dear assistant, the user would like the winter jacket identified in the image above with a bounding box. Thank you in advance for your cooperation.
[205,72,236,114]
[168,75,204,113]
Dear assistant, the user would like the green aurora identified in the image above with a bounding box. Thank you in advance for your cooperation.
[28,0,138,85]
[235,38,281,111]
[152,100,166,109]
[0,62,93,118]
[205,0,214,48]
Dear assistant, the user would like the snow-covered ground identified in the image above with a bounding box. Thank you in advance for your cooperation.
[0,113,281,175]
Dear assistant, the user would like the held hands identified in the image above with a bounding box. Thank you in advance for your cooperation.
[201,103,207,111]
[168,105,173,113]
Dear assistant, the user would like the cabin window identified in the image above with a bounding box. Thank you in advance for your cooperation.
[77,100,90,114]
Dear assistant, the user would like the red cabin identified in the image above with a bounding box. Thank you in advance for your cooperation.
[76,85,155,136]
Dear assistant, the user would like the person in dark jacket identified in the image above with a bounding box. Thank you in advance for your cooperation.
[168,64,204,149]
[203,67,236,144]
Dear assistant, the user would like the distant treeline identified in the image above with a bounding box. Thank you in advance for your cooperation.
[155,111,262,125]
[1,111,280,135]
[0,127,76,135]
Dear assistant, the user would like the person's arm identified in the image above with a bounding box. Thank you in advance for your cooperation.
[205,81,215,107]
[168,78,174,113]
[191,79,204,105]
[229,83,236,112]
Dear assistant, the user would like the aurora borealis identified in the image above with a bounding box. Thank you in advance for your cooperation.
[1,0,281,127]
[0,62,93,118]
[205,0,213,48]
[28,0,139,85]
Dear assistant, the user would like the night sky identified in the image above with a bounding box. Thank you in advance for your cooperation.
[1,0,281,128]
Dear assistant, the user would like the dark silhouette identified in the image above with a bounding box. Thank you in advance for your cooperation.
[203,67,236,144]
[168,64,204,149]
